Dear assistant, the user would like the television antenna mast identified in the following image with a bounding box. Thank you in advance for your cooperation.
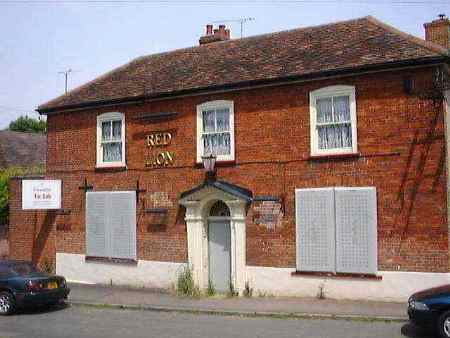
[211,17,255,38]
[58,68,80,94]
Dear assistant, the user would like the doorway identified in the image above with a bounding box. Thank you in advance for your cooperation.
[207,200,231,292]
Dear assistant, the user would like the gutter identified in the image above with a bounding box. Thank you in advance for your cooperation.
[37,56,449,115]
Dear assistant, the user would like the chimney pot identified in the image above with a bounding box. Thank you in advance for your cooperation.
[199,24,231,45]
[206,24,213,35]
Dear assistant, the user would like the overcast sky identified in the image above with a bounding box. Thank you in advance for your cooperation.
[0,0,449,129]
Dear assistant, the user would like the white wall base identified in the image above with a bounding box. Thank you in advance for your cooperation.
[246,266,450,302]
[56,254,450,302]
[56,253,186,289]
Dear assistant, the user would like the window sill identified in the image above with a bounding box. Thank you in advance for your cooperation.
[308,152,361,161]
[291,271,382,280]
[95,165,128,172]
[85,256,137,265]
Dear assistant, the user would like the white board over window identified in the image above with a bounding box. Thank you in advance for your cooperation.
[86,191,136,260]
[22,180,62,210]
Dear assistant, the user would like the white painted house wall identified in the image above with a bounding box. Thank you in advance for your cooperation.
[56,253,186,289]
[57,252,450,302]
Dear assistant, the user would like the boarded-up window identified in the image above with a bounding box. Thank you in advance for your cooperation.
[86,191,136,260]
[295,188,335,272]
[335,188,377,274]
[295,187,377,274]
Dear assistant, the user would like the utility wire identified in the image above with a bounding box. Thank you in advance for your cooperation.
[0,0,447,4]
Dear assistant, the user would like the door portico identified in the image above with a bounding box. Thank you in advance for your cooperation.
[179,181,251,293]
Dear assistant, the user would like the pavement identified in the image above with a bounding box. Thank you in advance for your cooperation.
[68,283,408,322]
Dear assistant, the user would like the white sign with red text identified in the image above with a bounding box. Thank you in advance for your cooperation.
[22,180,61,210]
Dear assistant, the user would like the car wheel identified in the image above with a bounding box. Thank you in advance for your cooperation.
[439,310,450,338]
[0,291,15,316]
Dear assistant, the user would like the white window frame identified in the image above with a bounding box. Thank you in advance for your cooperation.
[309,85,358,156]
[196,100,235,163]
[96,112,126,168]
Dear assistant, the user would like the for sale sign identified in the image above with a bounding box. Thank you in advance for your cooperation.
[22,180,61,210]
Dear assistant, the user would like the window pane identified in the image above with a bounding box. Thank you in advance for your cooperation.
[216,108,230,132]
[203,134,214,155]
[103,142,122,162]
[316,98,333,123]
[202,110,215,133]
[317,124,352,149]
[202,133,230,156]
[333,96,350,122]
[112,120,122,140]
[101,121,111,141]
[216,132,231,155]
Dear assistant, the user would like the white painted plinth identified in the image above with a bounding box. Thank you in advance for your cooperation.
[246,266,450,302]
[56,253,186,289]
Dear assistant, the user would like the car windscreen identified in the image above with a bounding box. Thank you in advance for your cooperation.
[9,263,40,276]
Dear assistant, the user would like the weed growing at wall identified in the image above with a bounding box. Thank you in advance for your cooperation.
[207,279,216,297]
[176,266,200,297]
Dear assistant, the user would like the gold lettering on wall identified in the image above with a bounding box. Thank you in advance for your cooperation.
[145,131,175,168]
[147,132,172,147]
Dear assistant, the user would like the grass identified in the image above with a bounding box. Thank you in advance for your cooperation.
[176,266,201,298]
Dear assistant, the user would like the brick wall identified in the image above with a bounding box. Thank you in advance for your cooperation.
[424,18,450,49]
[9,66,448,273]
[8,177,57,270]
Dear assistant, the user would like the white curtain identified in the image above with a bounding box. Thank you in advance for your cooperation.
[102,121,111,140]
[112,120,122,139]
[202,107,231,156]
[103,142,122,162]
[317,95,352,150]
[102,120,123,162]
[317,98,333,123]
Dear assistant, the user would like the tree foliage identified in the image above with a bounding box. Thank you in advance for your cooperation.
[8,116,46,134]
[0,166,45,225]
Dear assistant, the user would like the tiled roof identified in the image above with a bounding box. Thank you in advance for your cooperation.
[38,16,448,113]
[0,131,46,169]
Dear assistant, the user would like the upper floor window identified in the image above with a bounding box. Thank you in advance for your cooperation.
[96,112,125,168]
[309,85,357,156]
[196,100,235,162]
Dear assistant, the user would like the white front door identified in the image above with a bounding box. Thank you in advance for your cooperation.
[208,220,231,292]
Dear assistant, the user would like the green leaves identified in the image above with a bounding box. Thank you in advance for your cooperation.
[8,116,46,134]
[0,166,44,225]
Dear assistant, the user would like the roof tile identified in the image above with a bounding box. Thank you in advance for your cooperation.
[38,16,448,112]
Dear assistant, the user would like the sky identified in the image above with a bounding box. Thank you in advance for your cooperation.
[0,0,449,129]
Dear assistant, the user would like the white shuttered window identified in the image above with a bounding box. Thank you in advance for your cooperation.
[86,191,136,260]
[295,187,377,274]
[296,188,335,272]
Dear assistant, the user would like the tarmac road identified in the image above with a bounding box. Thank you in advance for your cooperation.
[0,304,434,338]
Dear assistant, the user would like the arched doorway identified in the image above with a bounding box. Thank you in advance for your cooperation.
[179,181,252,294]
[208,201,231,292]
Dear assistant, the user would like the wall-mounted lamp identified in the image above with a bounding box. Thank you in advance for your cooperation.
[202,154,217,182]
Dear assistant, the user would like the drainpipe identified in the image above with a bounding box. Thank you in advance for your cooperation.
[445,89,450,270]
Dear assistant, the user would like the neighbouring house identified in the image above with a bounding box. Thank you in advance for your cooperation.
[7,15,450,301]
[0,130,46,258]
[0,130,46,170]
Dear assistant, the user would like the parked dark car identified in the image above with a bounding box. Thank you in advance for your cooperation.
[408,285,450,337]
[0,260,70,315]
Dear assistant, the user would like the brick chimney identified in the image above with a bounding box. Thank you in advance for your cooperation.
[424,14,450,49]
[199,24,230,45]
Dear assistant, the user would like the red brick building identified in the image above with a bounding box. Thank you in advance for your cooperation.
[8,16,450,301]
